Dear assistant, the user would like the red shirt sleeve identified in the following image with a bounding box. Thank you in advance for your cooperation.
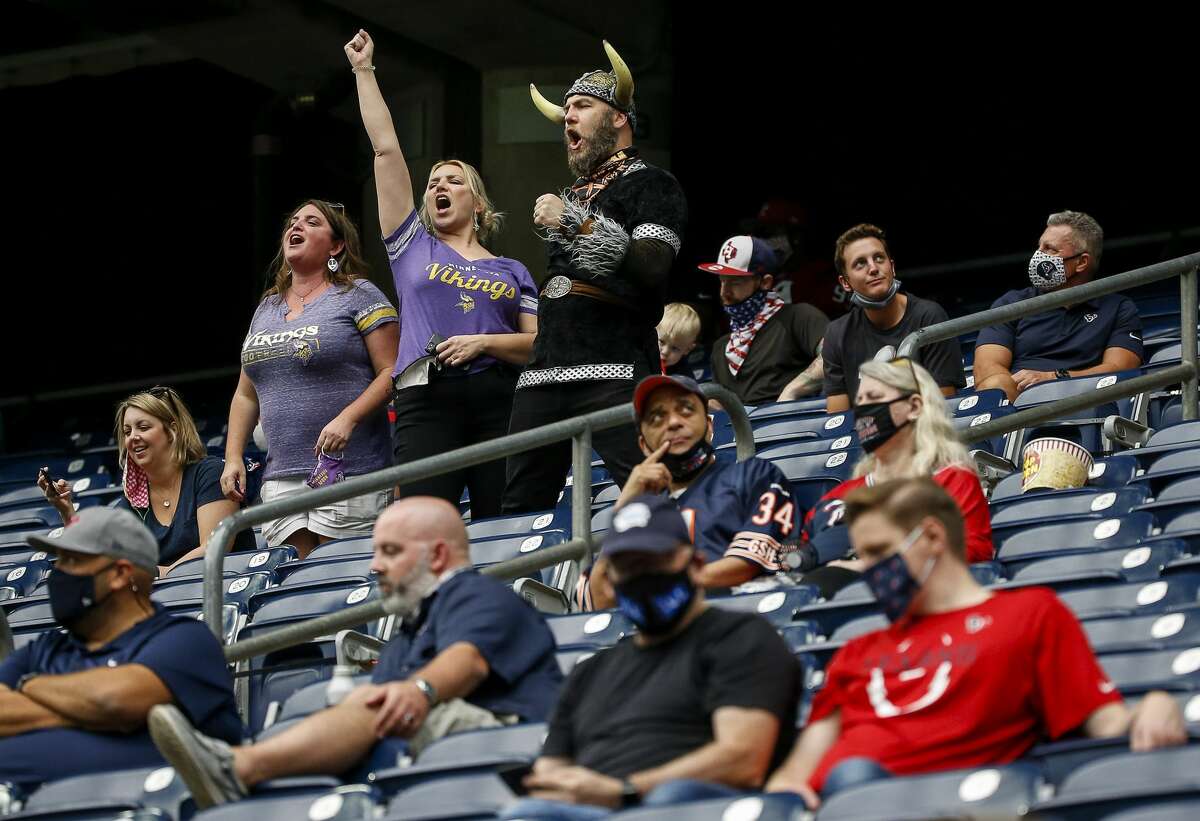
[1031,590,1124,739]
[936,466,995,562]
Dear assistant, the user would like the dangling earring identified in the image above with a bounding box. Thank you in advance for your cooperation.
[472,211,481,233]
[327,255,340,274]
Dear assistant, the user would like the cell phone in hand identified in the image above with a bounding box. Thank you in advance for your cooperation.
[496,761,534,795]
[39,467,60,498]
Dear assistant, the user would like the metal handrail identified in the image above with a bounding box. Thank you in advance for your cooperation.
[897,252,1200,422]
[204,382,755,638]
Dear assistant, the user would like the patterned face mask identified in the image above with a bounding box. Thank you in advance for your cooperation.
[1028,249,1083,290]
[862,525,934,622]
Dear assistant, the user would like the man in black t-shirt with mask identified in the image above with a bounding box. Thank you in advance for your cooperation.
[500,495,801,819]
[822,224,965,412]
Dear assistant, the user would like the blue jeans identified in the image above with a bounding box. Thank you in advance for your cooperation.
[821,756,892,797]
[500,779,743,819]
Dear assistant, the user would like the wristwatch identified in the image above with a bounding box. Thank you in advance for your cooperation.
[412,677,438,706]
[14,673,37,693]
[1055,368,1071,379]
[619,780,641,808]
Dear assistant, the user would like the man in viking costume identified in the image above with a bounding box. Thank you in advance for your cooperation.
[502,41,688,513]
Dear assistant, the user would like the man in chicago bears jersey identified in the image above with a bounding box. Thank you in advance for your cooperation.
[579,374,798,609]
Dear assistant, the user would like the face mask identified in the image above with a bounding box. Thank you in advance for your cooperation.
[614,567,696,635]
[854,396,914,453]
[1028,250,1082,290]
[863,526,933,622]
[47,562,116,630]
[723,288,769,329]
[659,437,715,482]
[849,278,902,310]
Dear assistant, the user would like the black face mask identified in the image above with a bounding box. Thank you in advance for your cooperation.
[854,396,914,454]
[659,437,715,482]
[47,562,116,631]
[614,567,696,635]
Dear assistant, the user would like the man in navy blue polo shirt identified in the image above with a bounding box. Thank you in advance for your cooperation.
[974,210,1143,401]
[148,496,563,810]
[0,508,241,790]
[579,374,798,610]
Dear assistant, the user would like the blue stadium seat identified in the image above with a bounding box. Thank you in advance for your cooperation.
[1030,744,1200,820]
[990,487,1149,539]
[305,537,374,561]
[1056,574,1200,620]
[777,621,821,652]
[0,557,51,599]
[467,509,569,541]
[1136,475,1200,525]
[1104,802,1200,821]
[952,406,1014,455]
[815,763,1042,821]
[14,765,190,820]
[278,557,375,587]
[470,529,568,568]
[753,435,858,460]
[988,455,1139,507]
[945,389,1008,417]
[828,613,889,643]
[0,506,62,533]
[746,398,830,421]
[747,412,854,440]
[709,588,817,625]
[1082,605,1200,655]
[544,610,634,649]
[555,646,601,676]
[167,547,298,581]
[790,477,843,512]
[194,785,378,820]
[1006,542,1184,589]
[767,450,860,483]
[1132,447,1200,493]
[1122,420,1200,467]
[615,794,803,821]
[1149,510,1200,552]
[996,513,1158,569]
[152,573,270,610]
[381,772,516,820]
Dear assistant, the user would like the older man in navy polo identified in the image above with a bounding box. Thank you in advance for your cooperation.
[147,497,563,810]
[0,508,241,790]
[974,210,1143,401]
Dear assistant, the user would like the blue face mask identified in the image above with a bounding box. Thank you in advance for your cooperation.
[47,562,116,630]
[614,567,696,635]
[862,526,934,622]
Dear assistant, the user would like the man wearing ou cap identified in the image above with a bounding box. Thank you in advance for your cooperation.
[578,374,799,610]
[146,497,563,810]
[703,235,829,405]
[500,494,802,820]
[0,507,241,790]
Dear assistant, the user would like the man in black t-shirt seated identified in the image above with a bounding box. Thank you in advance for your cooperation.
[703,235,830,405]
[500,494,802,819]
[822,224,965,412]
[147,497,563,810]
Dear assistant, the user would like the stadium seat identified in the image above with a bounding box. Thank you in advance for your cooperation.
[14,765,190,820]
[753,435,858,460]
[1006,542,1185,589]
[304,537,374,561]
[194,785,378,820]
[1099,646,1200,693]
[1082,605,1200,654]
[1132,447,1200,494]
[1030,744,1200,820]
[467,509,569,541]
[989,455,1138,507]
[0,506,62,533]
[1136,475,1200,526]
[952,407,1014,456]
[614,794,803,821]
[746,398,831,422]
[815,763,1042,821]
[544,610,634,649]
[0,557,51,599]
[167,547,298,581]
[789,477,843,512]
[1056,574,1200,620]
[469,529,568,568]
[1104,802,1200,821]
[1122,420,1200,467]
[996,513,1158,569]
[709,588,817,625]
[767,450,859,484]
[277,557,375,587]
[382,772,515,820]
[990,487,1149,541]
[945,389,1008,417]
[747,412,854,440]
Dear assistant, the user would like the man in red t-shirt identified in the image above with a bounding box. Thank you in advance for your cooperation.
[766,478,1186,809]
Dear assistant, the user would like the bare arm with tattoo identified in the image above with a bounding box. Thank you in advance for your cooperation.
[778,339,825,401]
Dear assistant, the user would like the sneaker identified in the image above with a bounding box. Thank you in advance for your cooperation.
[148,704,248,809]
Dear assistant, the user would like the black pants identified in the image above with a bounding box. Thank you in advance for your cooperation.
[502,380,644,514]
[392,366,517,519]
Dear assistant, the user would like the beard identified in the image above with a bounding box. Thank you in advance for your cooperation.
[566,117,621,178]
[381,552,440,619]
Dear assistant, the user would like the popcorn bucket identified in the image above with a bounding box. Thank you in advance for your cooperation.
[1021,437,1094,493]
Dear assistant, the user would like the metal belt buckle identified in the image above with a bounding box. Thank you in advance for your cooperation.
[543,275,572,299]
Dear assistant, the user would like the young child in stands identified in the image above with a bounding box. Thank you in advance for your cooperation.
[657,303,701,376]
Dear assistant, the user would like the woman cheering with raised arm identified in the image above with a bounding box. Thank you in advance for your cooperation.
[346,29,538,519]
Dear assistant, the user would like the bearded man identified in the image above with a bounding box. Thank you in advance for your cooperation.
[503,41,689,513]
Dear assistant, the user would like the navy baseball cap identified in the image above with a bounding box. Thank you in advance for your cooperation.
[632,374,706,420]
[601,494,693,557]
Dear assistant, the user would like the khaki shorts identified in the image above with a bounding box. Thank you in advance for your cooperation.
[259,477,392,547]
[407,698,519,758]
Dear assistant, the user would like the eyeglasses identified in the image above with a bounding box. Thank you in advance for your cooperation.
[323,201,346,213]
[146,385,181,409]
[888,357,920,389]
